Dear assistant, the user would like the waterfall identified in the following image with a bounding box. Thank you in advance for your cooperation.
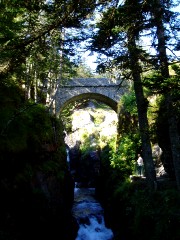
[72,186,114,240]
[66,147,70,170]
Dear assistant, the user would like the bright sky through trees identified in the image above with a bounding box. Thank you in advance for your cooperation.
[81,2,180,72]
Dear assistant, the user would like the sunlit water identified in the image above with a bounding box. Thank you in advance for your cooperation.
[72,186,114,240]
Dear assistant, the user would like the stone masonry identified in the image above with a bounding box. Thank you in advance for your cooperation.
[55,78,127,113]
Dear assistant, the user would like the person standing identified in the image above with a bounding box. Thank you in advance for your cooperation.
[137,154,143,176]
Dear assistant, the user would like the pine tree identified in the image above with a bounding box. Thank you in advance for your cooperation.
[91,0,157,189]
[149,0,180,189]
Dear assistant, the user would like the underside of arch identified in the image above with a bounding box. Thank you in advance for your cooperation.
[59,93,118,113]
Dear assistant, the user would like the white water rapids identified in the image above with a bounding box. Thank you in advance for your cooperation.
[72,186,114,240]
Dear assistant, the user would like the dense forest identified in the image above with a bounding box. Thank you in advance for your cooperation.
[0,0,180,239]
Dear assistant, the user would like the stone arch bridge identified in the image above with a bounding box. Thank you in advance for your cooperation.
[55,78,127,113]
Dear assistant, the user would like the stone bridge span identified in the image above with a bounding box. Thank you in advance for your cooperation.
[56,78,127,113]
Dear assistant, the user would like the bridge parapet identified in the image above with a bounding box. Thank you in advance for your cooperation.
[60,78,121,87]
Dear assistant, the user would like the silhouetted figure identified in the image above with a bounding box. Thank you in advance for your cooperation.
[137,154,143,176]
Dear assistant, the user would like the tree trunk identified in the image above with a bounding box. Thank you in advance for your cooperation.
[166,96,180,190]
[127,31,157,190]
[152,0,180,190]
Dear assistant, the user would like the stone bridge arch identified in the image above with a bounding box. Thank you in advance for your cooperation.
[55,78,127,113]
[59,92,118,113]
[58,79,125,183]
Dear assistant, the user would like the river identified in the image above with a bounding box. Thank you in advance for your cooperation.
[72,185,114,240]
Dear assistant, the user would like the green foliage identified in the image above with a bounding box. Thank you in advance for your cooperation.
[95,86,141,206]
[60,99,90,133]
[0,101,54,152]
[0,78,69,240]
[141,65,180,145]
[117,88,139,137]
[110,133,141,176]
[143,65,180,96]
[0,77,66,171]
[74,63,94,77]
[92,111,105,125]
[80,131,100,154]
[112,87,141,176]
[40,160,65,180]
[112,182,180,240]
[119,90,138,115]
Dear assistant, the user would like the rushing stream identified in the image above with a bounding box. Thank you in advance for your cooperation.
[72,186,114,240]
